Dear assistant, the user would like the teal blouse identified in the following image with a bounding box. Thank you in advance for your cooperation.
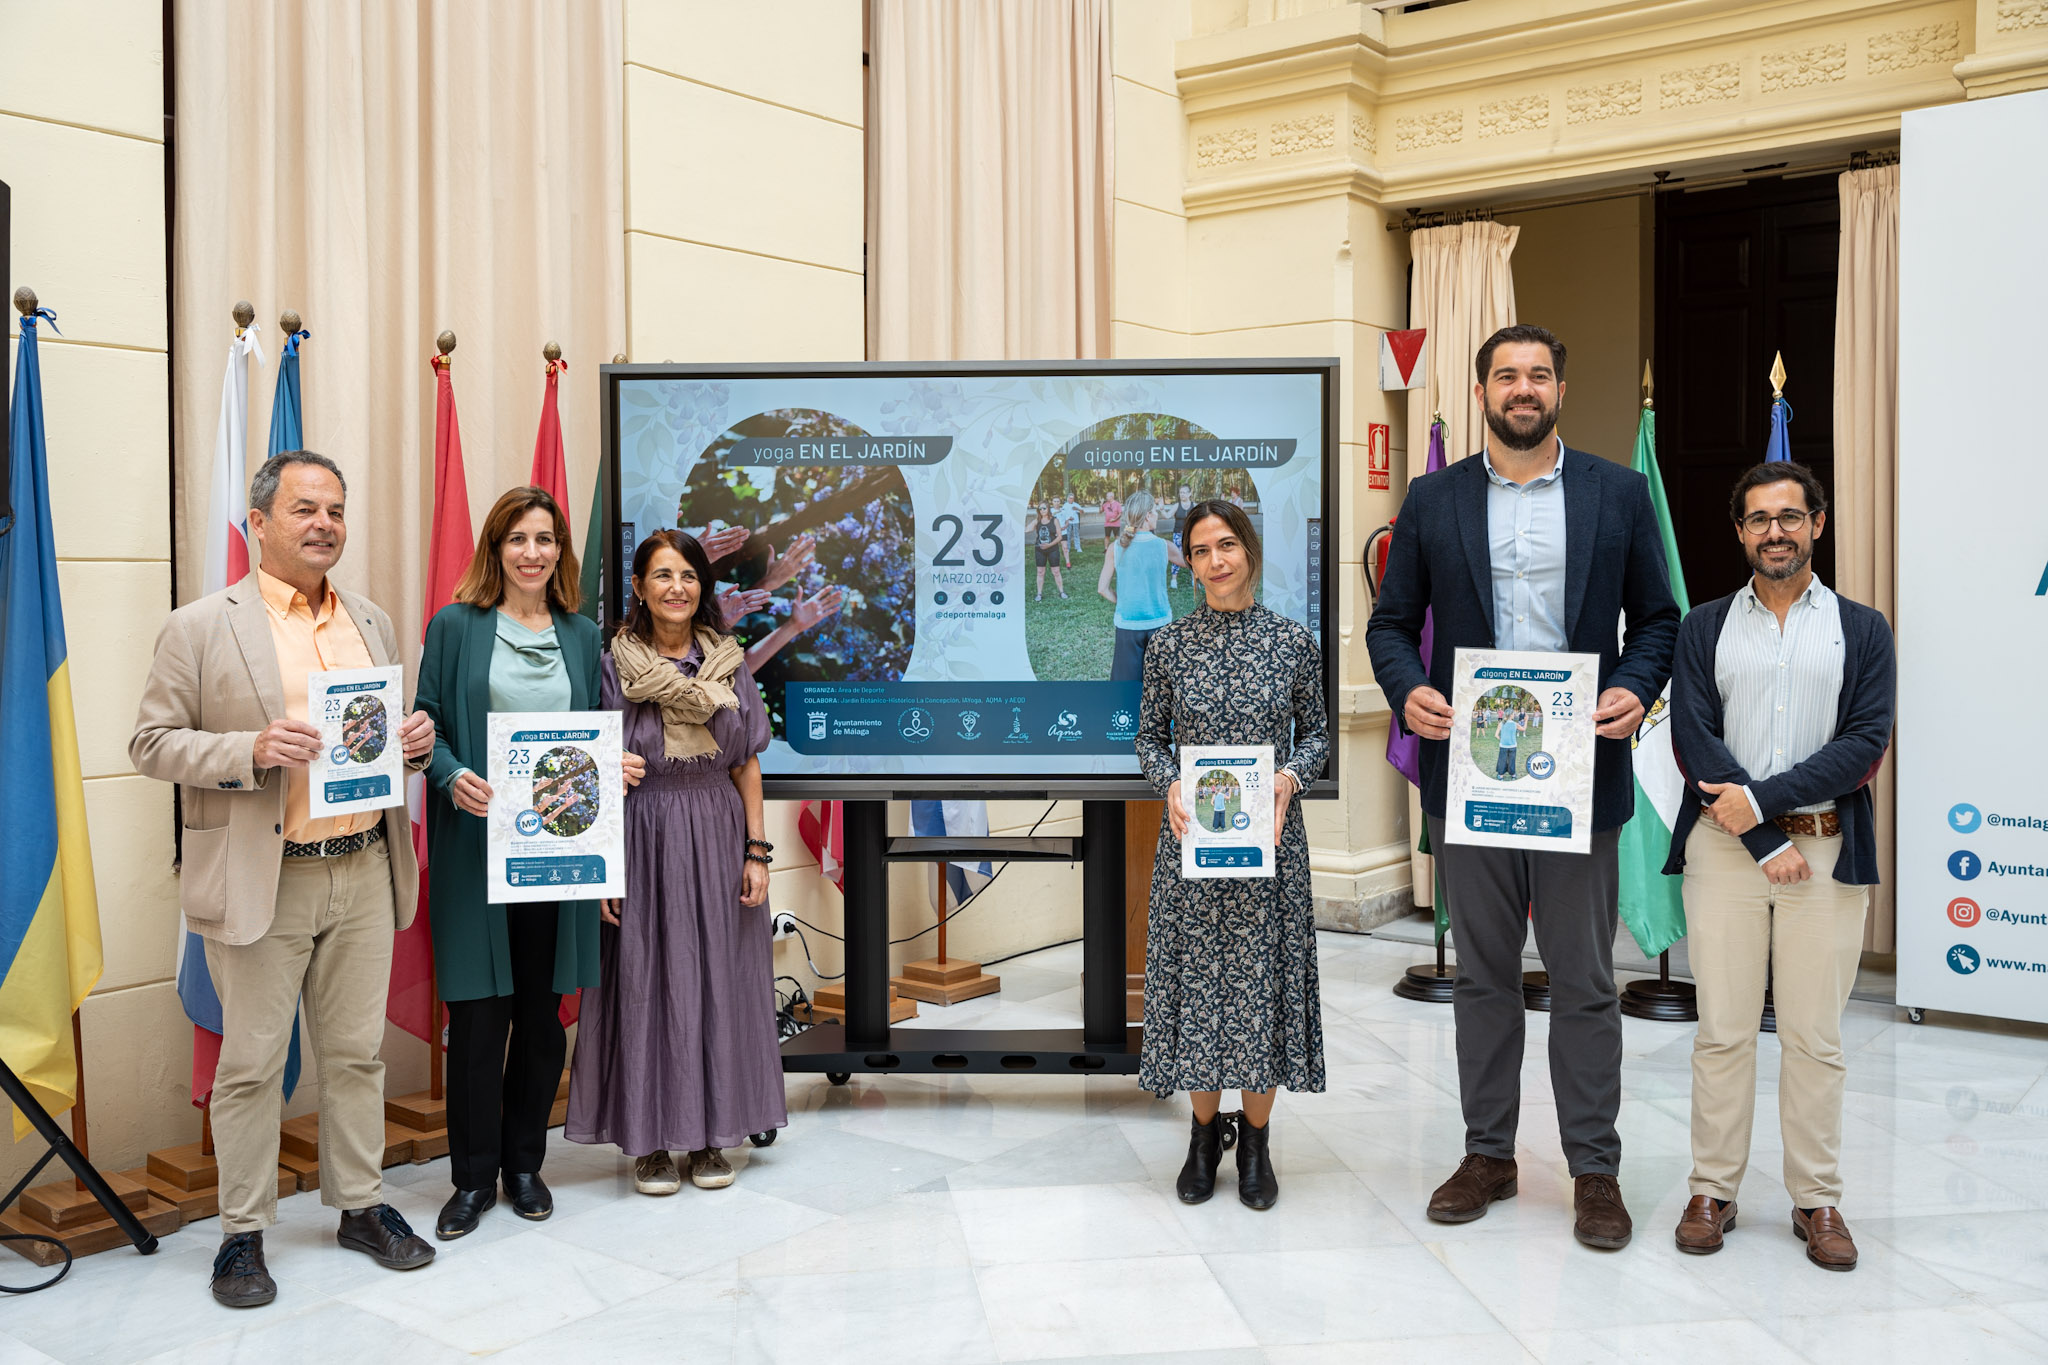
[489,613,573,713]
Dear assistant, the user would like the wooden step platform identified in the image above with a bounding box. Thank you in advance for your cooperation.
[891,956,1001,1006]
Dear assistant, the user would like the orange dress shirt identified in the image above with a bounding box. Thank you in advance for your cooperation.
[258,567,378,843]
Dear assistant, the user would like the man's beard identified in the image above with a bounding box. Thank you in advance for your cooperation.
[1748,537,1812,581]
[1483,396,1560,452]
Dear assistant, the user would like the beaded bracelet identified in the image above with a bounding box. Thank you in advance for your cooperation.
[744,851,773,866]
[746,838,774,852]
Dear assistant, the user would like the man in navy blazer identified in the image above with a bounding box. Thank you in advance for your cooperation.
[1366,324,1679,1250]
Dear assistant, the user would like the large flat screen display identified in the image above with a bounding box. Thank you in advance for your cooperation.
[602,360,1337,798]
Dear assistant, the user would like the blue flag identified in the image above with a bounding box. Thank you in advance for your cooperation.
[0,307,105,1136]
[269,326,309,456]
[1765,394,1792,463]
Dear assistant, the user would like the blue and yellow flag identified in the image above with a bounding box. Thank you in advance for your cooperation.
[0,307,104,1137]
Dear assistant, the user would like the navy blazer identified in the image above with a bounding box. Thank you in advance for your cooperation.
[1365,445,1681,833]
[1661,590,1895,885]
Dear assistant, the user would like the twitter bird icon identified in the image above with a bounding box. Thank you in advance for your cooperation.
[1949,803,1981,833]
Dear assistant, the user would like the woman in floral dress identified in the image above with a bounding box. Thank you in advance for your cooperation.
[1136,500,1330,1211]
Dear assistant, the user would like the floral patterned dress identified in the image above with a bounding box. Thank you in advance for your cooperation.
[1136,602,1331,1096]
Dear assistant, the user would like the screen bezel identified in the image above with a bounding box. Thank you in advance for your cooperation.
[600,357,1340,802]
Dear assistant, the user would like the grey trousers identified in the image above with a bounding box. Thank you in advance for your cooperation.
[1428,816,1623,1176]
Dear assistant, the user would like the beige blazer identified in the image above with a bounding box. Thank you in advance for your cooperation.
[131,574,423,945]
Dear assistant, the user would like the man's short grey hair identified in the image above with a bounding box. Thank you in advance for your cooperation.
[249,450,347,516]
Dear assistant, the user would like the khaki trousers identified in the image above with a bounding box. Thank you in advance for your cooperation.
[1683,820,1868,1207]
[203,840,397,1232]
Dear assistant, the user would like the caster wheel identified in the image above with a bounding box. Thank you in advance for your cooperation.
[1907,1007,1925,1024]
[749,1130,778,1147]
[827,1072,851,1086]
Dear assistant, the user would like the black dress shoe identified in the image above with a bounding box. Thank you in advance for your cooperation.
[436,1187,495,1240]
[1233,1113,1279,1211]
[210,1231,277,1308]
[337,1203,436,1269]
[502,1171,553,1220]
[1176,1112,1229,1204]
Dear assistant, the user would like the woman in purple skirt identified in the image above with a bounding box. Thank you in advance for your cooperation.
[565,529,786,1193]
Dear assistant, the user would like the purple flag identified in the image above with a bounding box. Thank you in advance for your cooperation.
[1385,417,1447,788]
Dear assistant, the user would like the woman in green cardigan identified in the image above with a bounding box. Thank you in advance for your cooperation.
[415,486,640,1240]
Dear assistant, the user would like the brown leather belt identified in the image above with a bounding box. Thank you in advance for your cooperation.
[1773,811,1841,839]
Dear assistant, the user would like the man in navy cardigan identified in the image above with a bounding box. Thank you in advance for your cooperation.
[1664,462,1894,1271]
[1366,324,1679,1251]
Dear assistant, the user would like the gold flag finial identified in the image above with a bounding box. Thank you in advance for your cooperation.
[1642,359,1654,410]
[1770,351,1787,400]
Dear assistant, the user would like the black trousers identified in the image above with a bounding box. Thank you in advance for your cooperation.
[444,905,564,1191]
[1427,817,1622,1177]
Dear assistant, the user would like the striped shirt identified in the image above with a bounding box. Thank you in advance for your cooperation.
[1482,438,1568,651]
[1714,576,1845,857]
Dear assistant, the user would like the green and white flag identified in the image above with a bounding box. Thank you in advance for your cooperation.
[1615,403,1691,957]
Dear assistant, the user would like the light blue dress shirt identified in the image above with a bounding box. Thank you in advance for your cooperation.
[1483,438,1568,651]
[1497,717,1520,748]
[1715,576,1846,861]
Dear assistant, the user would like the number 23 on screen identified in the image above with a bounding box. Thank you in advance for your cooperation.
[931,513,1005,566]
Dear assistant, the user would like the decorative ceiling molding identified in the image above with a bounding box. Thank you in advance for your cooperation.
[1660,61,1742,107]
[1478,94,1550,138]
[1761,42,1850,93]
[1996,1,2048,33]
[1868,21,1962,74]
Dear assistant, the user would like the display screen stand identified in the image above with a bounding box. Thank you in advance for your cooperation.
[780,800,1142,1079]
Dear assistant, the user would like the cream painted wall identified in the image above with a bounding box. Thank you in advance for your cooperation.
[0,0,189,1190]
[1496,195,1650,466]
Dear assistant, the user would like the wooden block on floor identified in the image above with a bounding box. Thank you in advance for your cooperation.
[555,1069,571,1102]
[119,1165,295,1224]
[21,1170,149,1230]
[805,983,919,1024]
[892,957,1000,1006]
[145,1141,219,1192]
[548,1096,568,1128]
[385,1090,447,1131]
[0,1197,180,1266]
[407,1126,450,1162]
[281,1113,415,1168]
[278,1150,319,1192]
[279,1113,321,1162]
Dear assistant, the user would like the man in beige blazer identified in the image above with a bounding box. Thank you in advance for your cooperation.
[133,451,438,1308]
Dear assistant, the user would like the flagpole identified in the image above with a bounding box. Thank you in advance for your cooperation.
[1618,360,1700,1023]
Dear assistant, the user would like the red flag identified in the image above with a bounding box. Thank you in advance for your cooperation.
[388,351,477,1042]
[529,356,571,536]
[798,800,844,893]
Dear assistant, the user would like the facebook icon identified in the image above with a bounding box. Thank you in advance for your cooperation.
[1948,850,1981,881]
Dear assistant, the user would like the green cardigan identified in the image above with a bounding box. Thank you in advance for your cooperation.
[416,602,605,1002]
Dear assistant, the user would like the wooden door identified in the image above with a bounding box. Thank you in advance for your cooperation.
[1654,176,1838,603]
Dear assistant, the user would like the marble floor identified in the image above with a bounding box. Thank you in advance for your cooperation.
[8,932,2048,1364]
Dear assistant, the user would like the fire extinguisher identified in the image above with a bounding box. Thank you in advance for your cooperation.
[1362,519,1396,605]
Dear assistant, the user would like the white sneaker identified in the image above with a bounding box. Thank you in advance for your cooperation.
[688,1148,736,1190]
[633,1150,683,1195]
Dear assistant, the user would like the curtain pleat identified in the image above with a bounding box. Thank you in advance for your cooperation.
[1832,164,1900,954]
[1397,220,1520,905]
[171,0,626,654]
[867,0,1113,363]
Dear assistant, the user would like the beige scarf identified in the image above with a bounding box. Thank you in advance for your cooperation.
[611,627,747,760]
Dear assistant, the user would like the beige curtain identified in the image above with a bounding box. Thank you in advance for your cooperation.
[1399,219,1519,903]
[1833,164,1899,954]
[867,0,1113,362]
[171,1,626,654]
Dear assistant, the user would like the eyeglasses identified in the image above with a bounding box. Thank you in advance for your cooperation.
[1739,509,1812,534]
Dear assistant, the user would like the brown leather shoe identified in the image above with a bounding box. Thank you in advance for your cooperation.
[1573,1174,1632,1250]
[337,1204,436,1270]
[1673,1195,1736,1254]
[1792,1206,1858,1270]
[1427,1154,1519,1224]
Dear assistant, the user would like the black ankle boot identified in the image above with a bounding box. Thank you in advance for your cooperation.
[1233,1112,1278,1210]
[1176,1111,1229,1204]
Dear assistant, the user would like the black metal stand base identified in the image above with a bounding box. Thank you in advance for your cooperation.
[1394,963,1457,1003]
[1621,977,1699,1022]
[1522,971,1552,1012]
[1760,989,1777,1034]
[0,1059,158,1286]
[783,1023,1143,1078]
[783,800,1136,1078]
